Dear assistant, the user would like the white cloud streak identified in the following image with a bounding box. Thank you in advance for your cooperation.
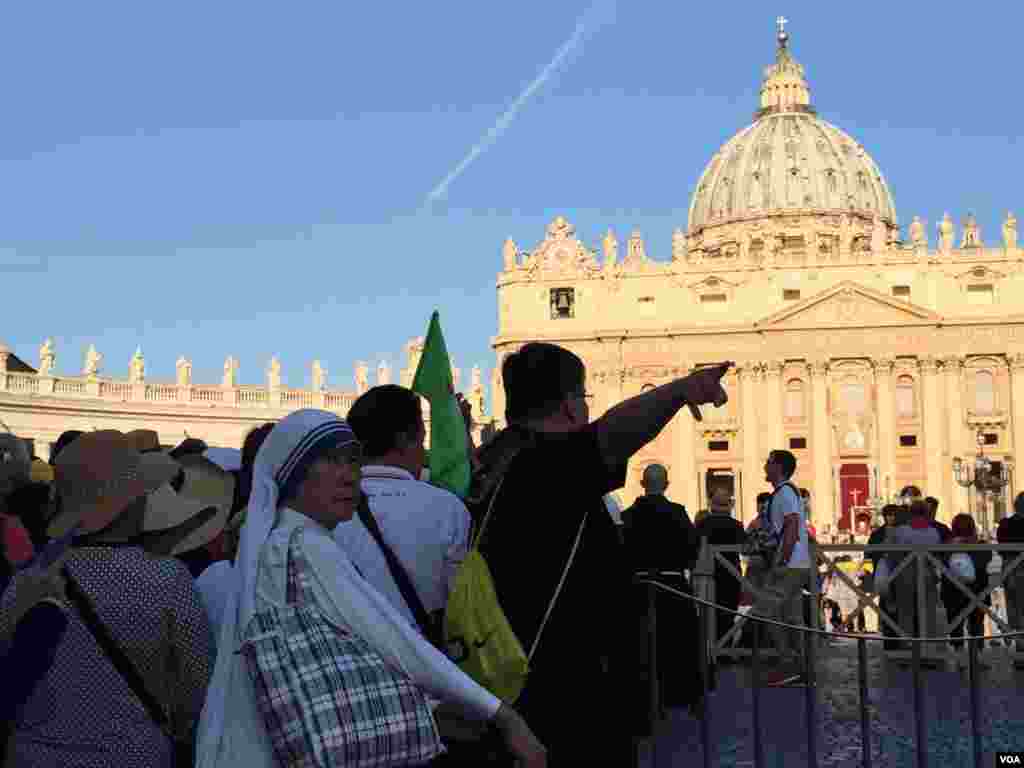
[424,1,612,206]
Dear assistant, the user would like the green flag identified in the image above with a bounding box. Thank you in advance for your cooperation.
[411,311,471,498]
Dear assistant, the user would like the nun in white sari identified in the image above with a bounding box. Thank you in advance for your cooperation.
[196,409,545,767]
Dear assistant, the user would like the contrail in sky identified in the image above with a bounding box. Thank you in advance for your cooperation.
[424,1,614,206]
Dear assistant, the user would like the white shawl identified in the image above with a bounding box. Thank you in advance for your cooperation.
[196,409,356,767]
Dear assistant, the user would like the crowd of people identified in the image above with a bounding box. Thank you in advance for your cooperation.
[678,477,1024,678]
[0,343,730,767]
[3,342,1024,766]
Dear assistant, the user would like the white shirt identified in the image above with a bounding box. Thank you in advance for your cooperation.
[770,481,810,568]
[202,507,499,768]
[194,560,236,647]
[333,465,471,624]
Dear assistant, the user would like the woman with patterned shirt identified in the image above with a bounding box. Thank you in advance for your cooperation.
[0,431,214,768]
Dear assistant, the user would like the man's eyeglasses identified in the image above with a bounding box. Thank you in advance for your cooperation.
[323,442,364,467]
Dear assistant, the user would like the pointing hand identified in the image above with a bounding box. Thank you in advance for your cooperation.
[681,362,732,421]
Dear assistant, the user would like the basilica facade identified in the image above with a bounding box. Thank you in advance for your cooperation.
[491,23,1023,534]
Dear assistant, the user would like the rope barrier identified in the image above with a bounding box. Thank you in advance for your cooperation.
[634,576,1024,643]
[633,573,1020,768]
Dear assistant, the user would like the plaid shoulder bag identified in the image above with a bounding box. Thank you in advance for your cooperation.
[239,527,443,768]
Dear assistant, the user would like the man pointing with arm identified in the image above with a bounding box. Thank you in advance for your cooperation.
[476,344,730,766]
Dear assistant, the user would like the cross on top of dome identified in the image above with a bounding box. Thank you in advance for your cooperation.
[686,20,898,236]
[759,17,812,117]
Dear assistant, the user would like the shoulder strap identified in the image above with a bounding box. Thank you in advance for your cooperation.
[528,507,589,662]
[357,498,436,644]
[472,473,506,550]
[62,567,169,731]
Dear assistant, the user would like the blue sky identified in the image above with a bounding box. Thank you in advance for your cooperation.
[2,1,1022,391]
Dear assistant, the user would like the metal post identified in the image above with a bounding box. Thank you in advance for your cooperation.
[751,619,765,768]
[911,638,928,768]
[707,565,718,663]
[857,637,872,768]
[967,635,982,768]
[809,540,821,646]
[803,627,818,768]
[697,598,712,768]
[916,552,929,658]
[647,581,659,768]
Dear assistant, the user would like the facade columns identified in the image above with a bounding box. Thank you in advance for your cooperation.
[761,360,784,455]
[810,359,834,531]
[920,356,944,501]
[677,364,698,514]
[739,361,763,525]
[1009,352,1024,502]
[873,356,895,503]
[944,355,967,518]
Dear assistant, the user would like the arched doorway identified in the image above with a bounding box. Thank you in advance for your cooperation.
[839,464,870,532]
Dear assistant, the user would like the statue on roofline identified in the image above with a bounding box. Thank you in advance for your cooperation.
[38,338,55,377]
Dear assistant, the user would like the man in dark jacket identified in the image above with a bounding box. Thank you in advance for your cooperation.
[622,464,697,574]
[476,343,729,765]
[695,489,746,649]
[621,464,703,710]
[998,493,1024,656]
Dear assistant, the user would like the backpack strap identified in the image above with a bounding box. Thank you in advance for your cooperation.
[769,482,800,523]
[471,473,505,550]
[357,498,438,647]
[528,507,588,662]
[469,428,534,549]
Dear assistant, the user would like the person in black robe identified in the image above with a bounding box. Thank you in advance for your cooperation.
[695,490,747,656]
[621,463,705,715]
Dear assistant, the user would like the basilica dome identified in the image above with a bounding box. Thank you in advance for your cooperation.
[686,23,897,238]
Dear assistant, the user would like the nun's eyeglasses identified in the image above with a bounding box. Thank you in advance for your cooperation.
[323,442,364,467]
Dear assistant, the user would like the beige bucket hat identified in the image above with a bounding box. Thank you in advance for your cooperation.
[145,454,236,556]
[47,430,182,539]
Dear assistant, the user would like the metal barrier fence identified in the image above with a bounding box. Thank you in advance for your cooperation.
[634,556,1024,768]
[695,541,1024,664]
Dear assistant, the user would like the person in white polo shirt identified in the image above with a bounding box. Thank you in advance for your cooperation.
[335,385,471,644]
[752,448,811,686]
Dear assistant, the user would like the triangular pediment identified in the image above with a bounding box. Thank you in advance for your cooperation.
[756,281,942,329]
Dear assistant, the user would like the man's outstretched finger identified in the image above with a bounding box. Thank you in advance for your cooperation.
[711,361,734,378]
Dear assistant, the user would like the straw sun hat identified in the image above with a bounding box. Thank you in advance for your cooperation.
[124,429,176,455]
[147,453,236,556]
[47,430,183,539]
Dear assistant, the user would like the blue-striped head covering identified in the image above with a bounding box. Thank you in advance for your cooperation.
[199,410,357,762]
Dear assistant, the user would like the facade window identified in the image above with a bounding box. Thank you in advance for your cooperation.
[785,379,805,420]
[895,375,915,418]
[967,284,994,305]
[839,380,867,416]
[783,289,801,301]
[892,285,911,300]
[983,433,999,446]
[550,288,574,319]
[899,435,918,447]
[708,441,729,452]
[975,370,995,413]
[789,437,807,450]
[638,296,655,304]
[700,293,727,304]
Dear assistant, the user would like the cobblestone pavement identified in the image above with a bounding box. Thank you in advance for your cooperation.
[638,637,1024,767]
